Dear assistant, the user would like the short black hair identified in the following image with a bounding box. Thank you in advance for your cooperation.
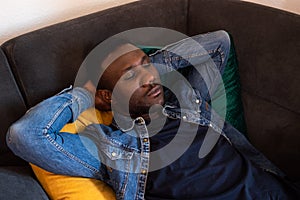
[74,37,132,90]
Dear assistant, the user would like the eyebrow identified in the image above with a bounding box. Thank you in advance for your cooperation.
[122,55,148,73]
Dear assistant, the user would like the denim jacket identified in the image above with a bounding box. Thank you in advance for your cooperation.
[7,31,285,200]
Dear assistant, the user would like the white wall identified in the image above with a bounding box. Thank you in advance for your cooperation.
[0,0,299,45]
[0,0,138,44]
[242,0,300,14]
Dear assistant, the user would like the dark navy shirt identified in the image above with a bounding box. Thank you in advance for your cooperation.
[145,117,295,199]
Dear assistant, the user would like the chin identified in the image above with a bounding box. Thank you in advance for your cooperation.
[156,95,165,106]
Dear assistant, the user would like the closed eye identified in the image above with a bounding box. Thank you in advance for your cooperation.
[122,55,150,80]
[123,69,136,80]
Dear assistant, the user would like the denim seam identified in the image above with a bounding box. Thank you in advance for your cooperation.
[205,46,225,100]
[134,122,150,200]
[45,134,100,174]
[167,49,214,62]
[44,99,72,131]
[119,164,130,199]
[43,99,100,174]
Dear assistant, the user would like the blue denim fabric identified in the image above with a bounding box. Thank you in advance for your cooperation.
[7,31,291,200]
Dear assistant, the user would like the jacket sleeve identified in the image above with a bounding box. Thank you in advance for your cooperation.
[6,87,102,178]
[150,30,230,77]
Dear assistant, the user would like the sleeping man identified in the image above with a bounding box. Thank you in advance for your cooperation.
[7,30,300,199]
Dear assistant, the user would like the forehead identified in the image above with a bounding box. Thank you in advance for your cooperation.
[103,44,147,73]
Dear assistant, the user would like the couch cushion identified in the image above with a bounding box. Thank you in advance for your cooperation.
[242,91,300,180]
[0,49,27,166]
[0,166,49,200]
[1,0,188,108]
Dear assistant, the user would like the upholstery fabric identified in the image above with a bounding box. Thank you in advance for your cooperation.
[0,166,49,200]
[0,49,27,166]
[242,91,300,180]
[1,0,188,108]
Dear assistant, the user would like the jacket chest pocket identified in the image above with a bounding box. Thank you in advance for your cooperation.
[99,143,135,199]
[101,143,134,160]
[99,142,134,171]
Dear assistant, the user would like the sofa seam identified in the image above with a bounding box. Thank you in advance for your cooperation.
[0,44,29,108]
[241,88,300,116]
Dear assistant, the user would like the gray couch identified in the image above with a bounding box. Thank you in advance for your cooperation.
[1,0,299,199]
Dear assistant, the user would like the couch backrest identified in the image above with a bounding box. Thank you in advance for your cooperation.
[188,0,300,179]
[0,49,27,166]
[1,0,188,108]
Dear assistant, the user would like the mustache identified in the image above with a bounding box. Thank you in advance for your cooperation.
[145,83,162,96]
[141,82,160,88]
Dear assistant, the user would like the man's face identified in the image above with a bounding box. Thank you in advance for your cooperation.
[102,44,164,118]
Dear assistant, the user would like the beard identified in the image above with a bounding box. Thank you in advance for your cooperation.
[129,98,153,118]
[129,92,164,120]
[112,84,164,119]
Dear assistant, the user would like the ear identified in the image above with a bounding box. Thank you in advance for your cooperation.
[95,89,112,111]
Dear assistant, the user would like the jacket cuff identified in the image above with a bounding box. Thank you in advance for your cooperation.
[68,87,94,120]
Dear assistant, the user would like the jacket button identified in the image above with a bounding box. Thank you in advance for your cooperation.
[107,167,113,173]
[195,99,200,104]
[111,152,117,157]
[141,170,147,174]
[182,115,187,120]
[143,138,148,142]
[136,117,145,125]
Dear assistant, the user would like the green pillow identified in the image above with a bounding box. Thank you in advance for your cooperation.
[211,39,247,135]
[140,39,247,136]
[139,45,161,55]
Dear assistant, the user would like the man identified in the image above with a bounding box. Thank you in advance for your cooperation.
[7,30,299,199]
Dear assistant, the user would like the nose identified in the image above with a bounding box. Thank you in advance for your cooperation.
[139,65,155,87]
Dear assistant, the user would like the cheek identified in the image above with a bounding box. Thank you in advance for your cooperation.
[150,66,160,78]
[130,88,144,102]
[113,82,139,101]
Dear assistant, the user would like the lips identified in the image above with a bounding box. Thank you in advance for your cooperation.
[147,85,162,97]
